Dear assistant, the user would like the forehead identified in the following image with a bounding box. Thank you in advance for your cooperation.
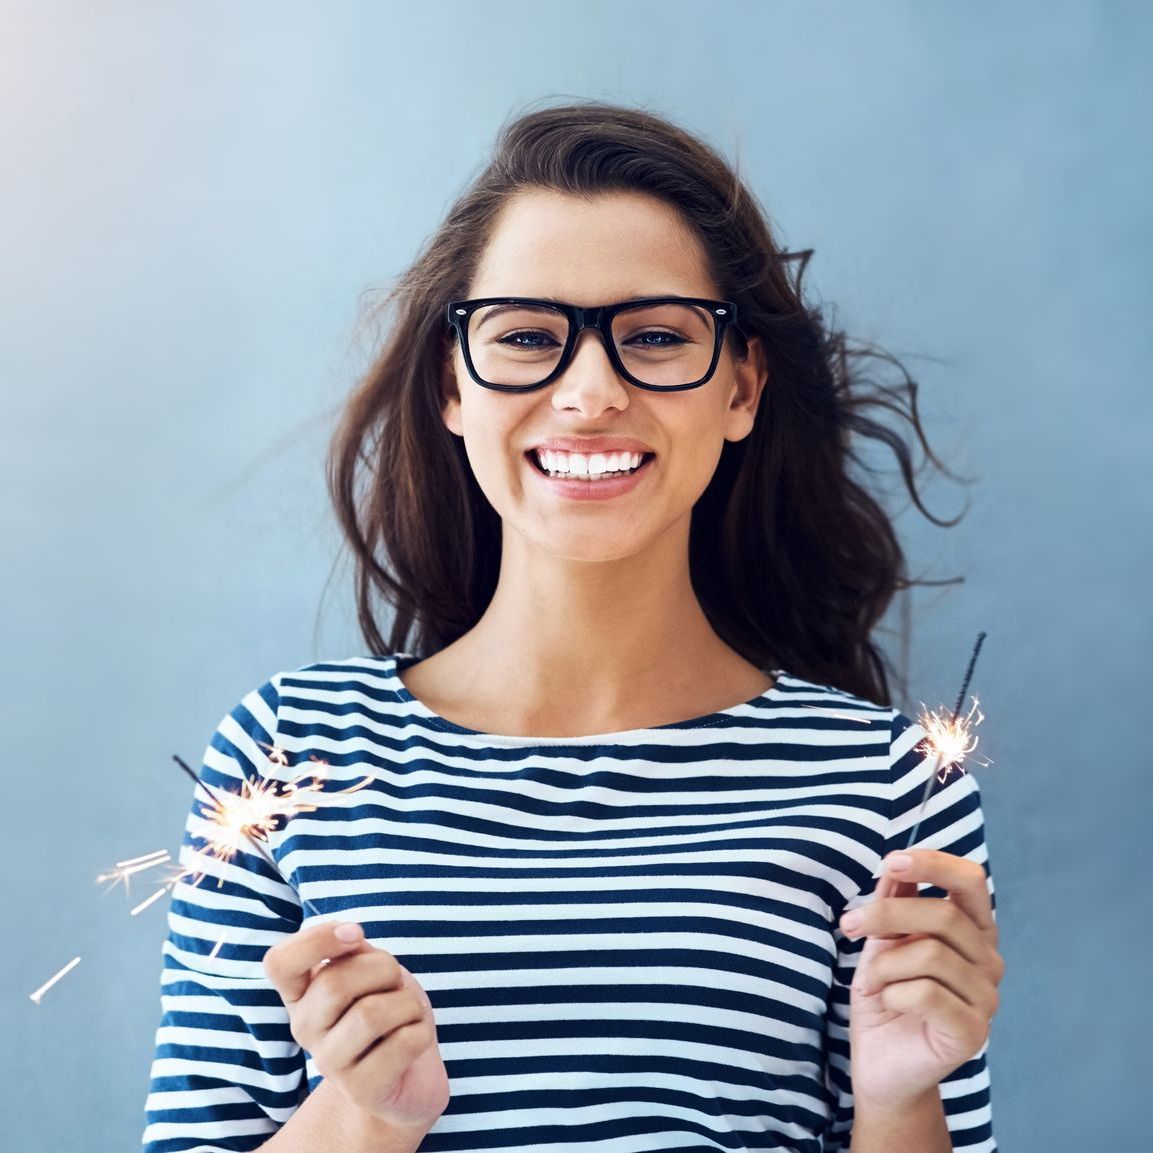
[469,189,719,304]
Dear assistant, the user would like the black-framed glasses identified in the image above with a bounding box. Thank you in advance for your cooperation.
[445,296,741,392]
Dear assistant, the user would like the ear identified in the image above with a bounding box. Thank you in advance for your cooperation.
[441,355,464,437]
[723,334,768,443]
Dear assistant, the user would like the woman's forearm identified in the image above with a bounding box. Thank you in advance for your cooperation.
[849,1087,952,1153]
[258,1079,429,1153]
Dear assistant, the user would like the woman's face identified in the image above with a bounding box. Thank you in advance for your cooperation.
[442,188,766,567]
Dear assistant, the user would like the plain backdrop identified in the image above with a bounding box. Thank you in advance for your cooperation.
[1,2,1149,1150]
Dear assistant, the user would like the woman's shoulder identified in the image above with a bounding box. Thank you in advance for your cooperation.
[766,668,899,722]
[258,653,413,710]
[274,651,408,686]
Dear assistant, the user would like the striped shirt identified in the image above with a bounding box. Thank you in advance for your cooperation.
[143,653,996,1152]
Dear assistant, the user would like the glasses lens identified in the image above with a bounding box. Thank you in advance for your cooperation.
[610,301,718,388]
[466,303,569,389]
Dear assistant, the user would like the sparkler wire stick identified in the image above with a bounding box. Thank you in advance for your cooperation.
[904,631,988,850]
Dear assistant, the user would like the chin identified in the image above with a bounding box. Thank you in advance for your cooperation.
[517,525,654,567]
[547,538,646,565]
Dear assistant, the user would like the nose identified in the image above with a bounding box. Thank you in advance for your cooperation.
[549,328,630,417]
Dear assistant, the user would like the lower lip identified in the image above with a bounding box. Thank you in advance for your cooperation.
[525,454,654,501]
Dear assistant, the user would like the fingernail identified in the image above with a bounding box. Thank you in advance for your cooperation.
[334,923,363,943]
[840,910,863,933]
[886,852,914,872]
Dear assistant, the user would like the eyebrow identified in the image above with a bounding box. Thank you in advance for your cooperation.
[474,301,564,331]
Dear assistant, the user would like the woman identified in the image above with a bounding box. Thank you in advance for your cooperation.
[143,102,1002,1153]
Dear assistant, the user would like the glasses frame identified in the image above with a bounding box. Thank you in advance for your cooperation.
[445,296,742,393]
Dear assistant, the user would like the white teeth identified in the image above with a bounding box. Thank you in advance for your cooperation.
[534,449,645,479]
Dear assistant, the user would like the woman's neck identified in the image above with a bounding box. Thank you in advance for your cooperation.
[403,536,772,737]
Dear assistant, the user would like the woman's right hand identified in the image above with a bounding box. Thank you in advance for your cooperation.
[263,921,450,1134]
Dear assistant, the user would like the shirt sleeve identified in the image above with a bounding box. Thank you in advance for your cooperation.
[142,677,306,1153]
[822,710,997,1152]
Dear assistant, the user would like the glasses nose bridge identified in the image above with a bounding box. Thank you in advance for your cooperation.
[571,302,612,336]
[550,305,630,408]
[567,303,617,362]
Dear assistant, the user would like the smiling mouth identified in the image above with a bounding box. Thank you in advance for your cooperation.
[526,449,655,480]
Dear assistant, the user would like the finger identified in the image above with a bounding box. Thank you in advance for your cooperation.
[873,868,918,903]
[882,850,995,932]
[878,977,992,1052]
[840,897,991,967]
[292,949,405,1039]
[400,965,435,1014]
[316,984,428,1076]
[842,871,918,942]
[338,1013,439,1115]
[263,922,370,1006]
[856,935,1001,1018]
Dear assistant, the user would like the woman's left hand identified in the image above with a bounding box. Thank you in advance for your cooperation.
[838,848,1005,1110]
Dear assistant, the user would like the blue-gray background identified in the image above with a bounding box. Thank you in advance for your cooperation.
[1,2,1148,1150]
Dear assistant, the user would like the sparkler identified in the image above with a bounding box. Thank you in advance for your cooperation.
[904,631,988,849]
[172,753,372,918]
[30,747,371,1004]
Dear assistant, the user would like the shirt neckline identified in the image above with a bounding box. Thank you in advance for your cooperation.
[384,652,794,745]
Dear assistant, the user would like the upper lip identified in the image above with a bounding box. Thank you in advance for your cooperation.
[529,437,655,455]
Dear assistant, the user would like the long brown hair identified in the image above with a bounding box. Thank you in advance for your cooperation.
[328,100,960,706]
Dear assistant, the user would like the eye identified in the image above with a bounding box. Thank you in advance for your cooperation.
[625,330,689,348]
[497,329,562,350]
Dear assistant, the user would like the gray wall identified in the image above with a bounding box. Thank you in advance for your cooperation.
[2,2,1148,1149]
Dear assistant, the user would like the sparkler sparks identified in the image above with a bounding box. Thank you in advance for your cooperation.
[916,696,985,785]
[29,956,82,1005]
[259,741,291,768]
[905,631,989,849]
[171,753,373,918]
[129,888,169,917]
[32,746,372,1005]
[95,849,171,895]
[173,754,371,871]
[191,770,322,865]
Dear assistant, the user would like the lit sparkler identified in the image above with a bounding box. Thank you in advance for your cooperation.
[32,748,372,1004]
[917,696,984,787]
[905,631,989,849]
[172,753,372,918]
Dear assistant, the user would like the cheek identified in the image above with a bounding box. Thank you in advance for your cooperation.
[456,393,530,500]
[673,401,729,477]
